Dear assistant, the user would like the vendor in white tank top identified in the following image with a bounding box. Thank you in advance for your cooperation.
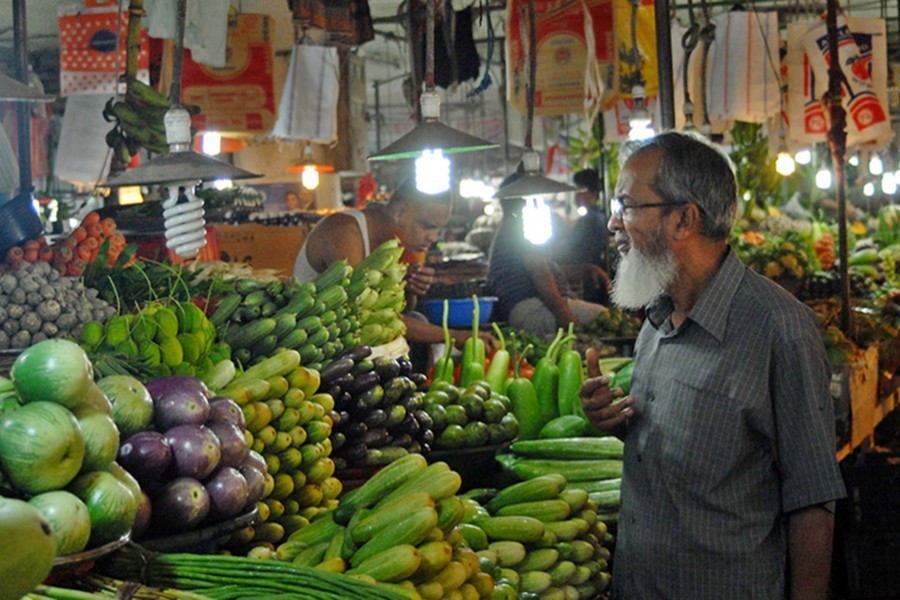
[292,179,497,354]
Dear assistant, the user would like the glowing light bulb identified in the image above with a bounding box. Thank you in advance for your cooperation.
[202,131,221,156]
[301,166,320,191]
[577,206,588,217]
[849,154,860,166]
[484,203,496,216]
[163,185,207,258]
[213,179,233,190]
[415,149,451,195]
[794,149,812,165]
[118,186,144,205]
[881,172,897,195]
[523,196,553,245]
[869,154,884,175]
[742,191,752,201]
[628,89,654,141]
[863,181,876,196]
[815,167,832,190]
[775,151,796,176]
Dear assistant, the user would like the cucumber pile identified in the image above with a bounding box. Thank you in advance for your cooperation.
[318,347,435,469]
[497,437,624,525]
[423,380,520,450]
[347,239,408,347]
[208,351,343,551]
[458,474,614,599]
[212,263,356,372]
[264,454,497,599]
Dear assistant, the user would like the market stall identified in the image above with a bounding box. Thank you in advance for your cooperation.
[1,0,899,597]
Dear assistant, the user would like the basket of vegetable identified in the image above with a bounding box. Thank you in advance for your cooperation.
[139,504,259,553]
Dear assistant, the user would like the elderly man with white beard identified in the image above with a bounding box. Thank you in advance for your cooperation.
[579,132,845,600]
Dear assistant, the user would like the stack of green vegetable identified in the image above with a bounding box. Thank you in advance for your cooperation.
[209,351,343,551]
[80,300,223,379]
[211,261,357,371]
[458,474,614,599]
[318,348,435,468]
[427,311,520,449]
[497,438,624,525]
[423,380,519,450]
[0,261,117,350]
[264,453,497,599]
[346,240,408,347]
[582,307,642,339]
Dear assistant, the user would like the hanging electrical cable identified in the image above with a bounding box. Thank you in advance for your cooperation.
[467,0,495,99]
[681,0,701,129]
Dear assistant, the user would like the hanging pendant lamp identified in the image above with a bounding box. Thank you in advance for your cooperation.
[368,0,497,162]
[495,0,576,200]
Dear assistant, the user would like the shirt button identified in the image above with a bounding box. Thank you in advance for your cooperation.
[636,454,642,463]
[647,392,655,402]
[630,517,637,524]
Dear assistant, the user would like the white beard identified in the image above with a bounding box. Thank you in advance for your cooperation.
[611,234,677,310]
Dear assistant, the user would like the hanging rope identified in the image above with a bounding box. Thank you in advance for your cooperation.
[169,0,186,106]
[425,0,436,91]
[524,0,536,151]
[697,0,715,133]
[681,0,701,128]
[467,1,495,98]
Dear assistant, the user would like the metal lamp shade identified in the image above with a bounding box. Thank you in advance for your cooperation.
[494,174,577,199]
[104,151,260,187]
[368,120,497,161]
[0,72,54,102]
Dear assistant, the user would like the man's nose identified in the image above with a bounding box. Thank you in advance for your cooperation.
[608,212,623,233]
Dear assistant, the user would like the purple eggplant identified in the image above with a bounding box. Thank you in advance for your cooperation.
[391,433,413,447]
[362,427,391,448]
[332,432,347,450]
[413,409,434,431]
[327,410,342,427]
[340,443,368,463]
[409,372,428,389]
[358,385,385,408]
[338,346,372,363]
[419,428,435,446]
[343,421,368,439]
[352,359,375,375]
[320,358,356,386]
[364,409,388,428]
[348,371,381,395]
[397,358,413,376]
[373,356,401,380]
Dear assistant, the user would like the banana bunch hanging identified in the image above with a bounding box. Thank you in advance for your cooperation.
[103,77,200,162]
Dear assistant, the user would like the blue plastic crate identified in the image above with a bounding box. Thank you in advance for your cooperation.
[421,297,497,328]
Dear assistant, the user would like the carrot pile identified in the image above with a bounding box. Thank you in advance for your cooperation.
[2,212,130,276]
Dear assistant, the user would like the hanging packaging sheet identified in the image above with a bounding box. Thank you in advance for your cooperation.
[706,11,780,123]
[57,0,149,96]
[788,17,891,147]
[54,95,112,187]
[271,44,340,145]
[507,0,617,117]
[144,0,230,67]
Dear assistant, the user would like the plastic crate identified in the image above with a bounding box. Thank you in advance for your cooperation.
[844,531,900,598]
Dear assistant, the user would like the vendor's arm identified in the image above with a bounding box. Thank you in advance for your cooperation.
[402,315,498,355]
[524,255,576,327]
[304,213,368,273]
[788,504,834,600]
[559,262,610,291]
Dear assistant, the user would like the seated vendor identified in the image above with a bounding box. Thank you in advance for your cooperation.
[487,171,607,337]
[293,177,496,358]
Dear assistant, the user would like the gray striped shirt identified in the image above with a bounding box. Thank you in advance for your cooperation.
[613,248,846,600]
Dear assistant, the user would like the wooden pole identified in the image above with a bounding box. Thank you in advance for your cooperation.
[169,0,187,106]
[13,0,31,197]
[825,0,852,336]
[125,0,144,82]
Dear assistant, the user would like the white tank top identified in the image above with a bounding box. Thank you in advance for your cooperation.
[292,209,371,282]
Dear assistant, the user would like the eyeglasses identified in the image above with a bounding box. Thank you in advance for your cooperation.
[609,196,685,220]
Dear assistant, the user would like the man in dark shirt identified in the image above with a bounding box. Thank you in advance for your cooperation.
[579,132,845,599]
[564,168,611,304]
[486,171,606,335]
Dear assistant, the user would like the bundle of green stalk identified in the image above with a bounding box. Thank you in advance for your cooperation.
[102,544,409,600]
[457,474,614,599]
[496,437,624,525]
[207,351,343,552]
[25,574,213,600]
[347,239,408,347]
[261,454,497,599]
[210,260,358,371]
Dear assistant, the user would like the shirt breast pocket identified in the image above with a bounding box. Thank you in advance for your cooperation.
[657,373,745,491]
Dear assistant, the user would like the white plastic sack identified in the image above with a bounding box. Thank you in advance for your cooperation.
[271,44,340,145]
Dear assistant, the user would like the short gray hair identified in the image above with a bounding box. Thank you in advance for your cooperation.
[620,131,738,240]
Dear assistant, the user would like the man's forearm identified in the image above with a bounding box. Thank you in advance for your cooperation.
[788,504,835,600]
[402,315,445,344]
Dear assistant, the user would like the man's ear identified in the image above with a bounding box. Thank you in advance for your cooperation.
[671,203,702,241]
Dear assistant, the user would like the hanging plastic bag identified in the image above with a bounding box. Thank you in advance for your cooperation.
[271,44,340,145]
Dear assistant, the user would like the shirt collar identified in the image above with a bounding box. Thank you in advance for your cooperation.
[646,246,745,342]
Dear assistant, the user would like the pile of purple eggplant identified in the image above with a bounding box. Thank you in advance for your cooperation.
[318,346,434,468]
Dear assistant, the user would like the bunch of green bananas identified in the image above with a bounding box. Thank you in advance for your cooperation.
[103,77,200,162]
